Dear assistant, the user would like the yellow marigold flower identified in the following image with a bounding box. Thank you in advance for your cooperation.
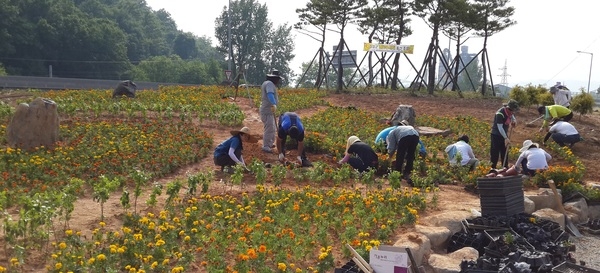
[162,259,170,265]
[151,262,158,269]
[296,268,302,273]
[184,236,191,241]
[278,263,287,271]
[65,230,73,236]
[171,266,184,273]
[58,242,67,249]
[87,258,95,265]
[55,263,62,270]
[0,265,6,272]
[318,252,328,260]
[99,221,106,227]
[97,254,106,261]
[156,239,165,246]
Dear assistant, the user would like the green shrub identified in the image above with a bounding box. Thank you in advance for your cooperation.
[525,84,546,107]
[570,92,595,116]
[538,92,554,106]
[509,85,528,108]
[0,63,6,76]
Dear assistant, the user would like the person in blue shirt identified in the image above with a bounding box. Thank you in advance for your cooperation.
[375,122,427,157]
[213,127,256,171]
[276,112,312,167]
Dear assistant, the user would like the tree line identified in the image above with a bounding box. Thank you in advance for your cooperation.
[0,0,515,92]
[0,0,296,85]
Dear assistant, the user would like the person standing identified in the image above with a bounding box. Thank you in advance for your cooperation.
[213,127,256,172]
[490,99,518,170]
[549,82,572,108]
[260,69,283,153]
[338,136,379,172]
[543,120,582,147]
[276,112,312,167]
[386,121,420,185]
[537,105,573,132]
[445,135,479,171]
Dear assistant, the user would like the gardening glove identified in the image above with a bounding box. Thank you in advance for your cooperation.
[278,153,285,162]
[297,156,303,165]
[504,138,510,146]
[271,105,277,114]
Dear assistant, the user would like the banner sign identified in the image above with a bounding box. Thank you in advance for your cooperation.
[363,43,414,54]
[369,248,409,273]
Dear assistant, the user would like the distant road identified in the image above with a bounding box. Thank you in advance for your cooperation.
[0,75,197,90]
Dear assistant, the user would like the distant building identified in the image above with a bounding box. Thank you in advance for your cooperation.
[494,84,511,97]
[437,46,477,90]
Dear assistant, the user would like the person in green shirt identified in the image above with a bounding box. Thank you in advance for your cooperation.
[537,105,573,132]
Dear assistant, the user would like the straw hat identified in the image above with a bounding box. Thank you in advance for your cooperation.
[230,127,257,143]
[519,139,539,152]
[346,136,361,153]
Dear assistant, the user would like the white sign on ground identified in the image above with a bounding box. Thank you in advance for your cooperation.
[369,247,409,273]
[363,43,414,54]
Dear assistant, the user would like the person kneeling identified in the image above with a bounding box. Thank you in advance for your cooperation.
[214,127,256,172]
[338,136,379,172]
[445,135,479,171]
[489,140,551,177]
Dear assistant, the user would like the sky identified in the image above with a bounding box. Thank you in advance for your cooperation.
[145,0,600,92]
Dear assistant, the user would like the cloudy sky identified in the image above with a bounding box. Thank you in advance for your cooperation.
[145,0,600,91]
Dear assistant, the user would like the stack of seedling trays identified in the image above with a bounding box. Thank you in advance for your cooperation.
[477,176,524,216]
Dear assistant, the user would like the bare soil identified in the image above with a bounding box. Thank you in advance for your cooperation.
[4,92,600,271]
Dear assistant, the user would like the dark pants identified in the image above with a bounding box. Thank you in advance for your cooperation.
[214,150,242,168]
[552,133,581,147]
[520,158,538,176]
[560,112,573,122]
[348,158,378,173]
[490,133,508,169]
[394,134,419,178]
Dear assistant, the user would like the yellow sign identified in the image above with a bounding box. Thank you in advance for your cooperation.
[363,43,414,54]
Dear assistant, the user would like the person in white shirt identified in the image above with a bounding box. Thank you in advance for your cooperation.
[549,82,572,108]
[445,135,479,171]
[514,140,552,176]
[490,140,552,177]
[543,120,582,148]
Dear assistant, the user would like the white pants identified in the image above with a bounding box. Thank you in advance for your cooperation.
[260,112,276,149]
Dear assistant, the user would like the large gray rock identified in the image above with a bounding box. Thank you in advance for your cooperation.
[390,105,416,126]
[112,80,137,98]
[6,98,59,151]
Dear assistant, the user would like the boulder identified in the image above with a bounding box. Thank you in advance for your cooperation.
[415,225,452,251]
[420,211,473,235]
[6,98,59,151]
[390,105,416,126]
[392,232,432,266]
[112,80,137,98]
[428,247,479,273]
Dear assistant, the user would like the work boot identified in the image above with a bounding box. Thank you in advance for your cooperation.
[301,157,313,167]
